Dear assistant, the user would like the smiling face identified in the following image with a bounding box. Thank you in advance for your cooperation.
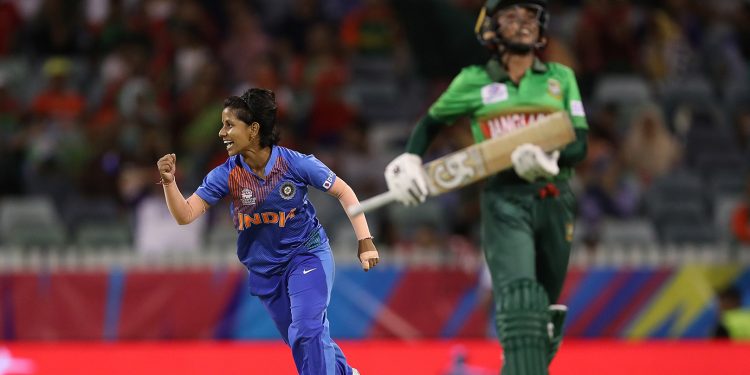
[496,5,542,46]
[218,107,259,156]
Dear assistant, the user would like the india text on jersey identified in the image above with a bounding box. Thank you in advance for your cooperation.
[237,208,296,230]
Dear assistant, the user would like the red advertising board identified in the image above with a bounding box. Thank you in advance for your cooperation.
[1,340,749,375]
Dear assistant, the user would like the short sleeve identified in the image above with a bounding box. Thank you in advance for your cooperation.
[562,66,589,130]
[194,164,230,206]
[293,154,336,192]
[427,67,483,124]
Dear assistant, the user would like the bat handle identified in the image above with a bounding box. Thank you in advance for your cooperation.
[346,190,399,217]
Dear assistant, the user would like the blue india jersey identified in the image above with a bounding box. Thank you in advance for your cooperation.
[194,146,336,275]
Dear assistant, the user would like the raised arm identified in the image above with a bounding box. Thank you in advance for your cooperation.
[157,153,209,225]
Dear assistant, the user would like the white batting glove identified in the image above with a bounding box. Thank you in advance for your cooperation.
[511,143,560,182]
[384,153,429,206]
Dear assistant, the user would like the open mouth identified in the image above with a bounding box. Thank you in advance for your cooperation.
[223,140,234,150]
[514,27,533,39]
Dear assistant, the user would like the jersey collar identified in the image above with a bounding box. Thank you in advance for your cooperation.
[486,57,548,82]
[237,145,279,178]
[265,145,279,175]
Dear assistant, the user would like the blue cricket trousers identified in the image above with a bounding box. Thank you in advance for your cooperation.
[248,247,353,375]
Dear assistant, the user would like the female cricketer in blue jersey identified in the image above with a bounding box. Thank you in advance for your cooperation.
[156,88,378,375]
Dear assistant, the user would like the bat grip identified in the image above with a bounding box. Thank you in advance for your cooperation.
[346,190,399,217]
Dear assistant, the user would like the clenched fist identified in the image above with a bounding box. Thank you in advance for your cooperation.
[357,237,380,272]
[157,153,177,184]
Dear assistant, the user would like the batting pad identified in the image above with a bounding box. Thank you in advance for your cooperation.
[495,278,550,375]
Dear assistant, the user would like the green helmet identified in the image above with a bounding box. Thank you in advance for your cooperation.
[485,0,548,16]
[475,0,549,53]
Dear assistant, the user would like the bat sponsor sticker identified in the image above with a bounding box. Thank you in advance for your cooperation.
[427,148,486,192]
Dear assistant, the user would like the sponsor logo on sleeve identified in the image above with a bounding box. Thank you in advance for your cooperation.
[322,171,334,190]
[570,100,585,117]
[481,83,508,105]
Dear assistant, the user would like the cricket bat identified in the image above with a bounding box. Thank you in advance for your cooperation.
[347,111,575,216]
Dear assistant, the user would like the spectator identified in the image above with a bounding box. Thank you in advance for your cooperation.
[24,57,89,200]
[574,0,640,94]
[340,0,400,57]
[220,1,269,84]
[288,22,354,147]
[274,0,327,54]
[641,9,701,87]
[26,0,85,57]
[31,57,85,124]
[179,62,227,186]
[576,104,639,244]
[621,105,683,187]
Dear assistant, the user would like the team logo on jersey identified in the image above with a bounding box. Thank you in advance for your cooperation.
[241,188,256,206]
[481,83,508,105]
[279,181,296,200]
[547,78,562,99]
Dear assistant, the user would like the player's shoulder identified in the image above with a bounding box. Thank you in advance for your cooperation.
[460,64,490,76]
[275,145,309,162]
[457,65,492,81]
[544,62,576,78]
[275,146,332,179]
[274,146,320,172]
[448,65,492,89]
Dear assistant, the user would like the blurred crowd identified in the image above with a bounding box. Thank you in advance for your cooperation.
[0,0,749,258]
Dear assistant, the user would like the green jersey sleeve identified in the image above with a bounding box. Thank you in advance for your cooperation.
[561,65,589,130]
[427,66,484,124]
[556,64,588,167]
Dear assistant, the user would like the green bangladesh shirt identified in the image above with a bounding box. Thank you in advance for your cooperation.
[413,58,589,184]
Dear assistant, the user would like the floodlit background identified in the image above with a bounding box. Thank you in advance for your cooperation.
[0,0,749,374]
